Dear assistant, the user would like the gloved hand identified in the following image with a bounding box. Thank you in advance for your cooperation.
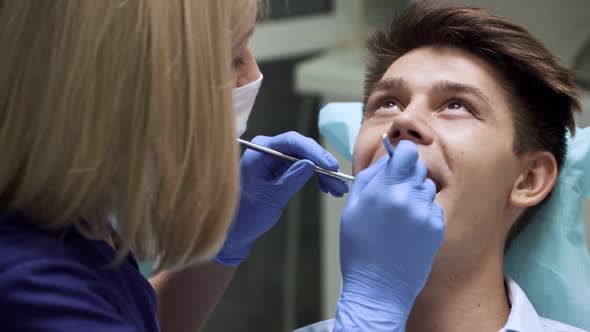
[334,140,445,331]
[215,131,349,266]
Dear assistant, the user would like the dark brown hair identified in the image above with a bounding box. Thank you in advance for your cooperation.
[364,0,581,245]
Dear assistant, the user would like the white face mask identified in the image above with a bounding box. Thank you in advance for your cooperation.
[233,74,263,137]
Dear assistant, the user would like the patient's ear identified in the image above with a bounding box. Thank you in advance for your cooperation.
[509,151,558,208]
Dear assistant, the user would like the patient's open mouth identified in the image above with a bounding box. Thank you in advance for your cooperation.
[432,180,442,194]
[426,170,443,193]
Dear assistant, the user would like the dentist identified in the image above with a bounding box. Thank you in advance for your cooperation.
[154,1,444,331]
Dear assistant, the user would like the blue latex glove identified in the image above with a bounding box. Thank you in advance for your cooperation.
[334,140,445,331]
[215,131,349,266]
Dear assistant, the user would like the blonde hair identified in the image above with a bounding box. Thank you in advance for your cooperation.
[0,0,243,270]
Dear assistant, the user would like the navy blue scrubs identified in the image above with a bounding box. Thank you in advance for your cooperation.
[0,212,159,331]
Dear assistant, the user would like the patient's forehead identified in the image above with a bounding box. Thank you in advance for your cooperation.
[376,46,508,104]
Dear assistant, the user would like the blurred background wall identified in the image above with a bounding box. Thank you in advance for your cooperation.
[202,1,590,330]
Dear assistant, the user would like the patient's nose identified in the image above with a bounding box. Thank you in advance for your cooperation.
[387,108,433,146]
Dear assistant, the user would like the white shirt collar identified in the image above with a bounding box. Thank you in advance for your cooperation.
[501,277,546,331]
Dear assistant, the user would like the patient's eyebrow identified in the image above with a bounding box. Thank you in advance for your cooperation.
[369,77,407,96]
[433,80,491,105]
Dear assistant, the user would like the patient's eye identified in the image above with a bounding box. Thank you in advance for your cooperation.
[380,99,401,112]
[447,101,466,111]
[365,95,404,118]
[441,99,478,116]
[437,98,482,119]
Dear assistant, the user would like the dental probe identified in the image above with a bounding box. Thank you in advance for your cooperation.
[382,133,395,157]
[237,138,355,182]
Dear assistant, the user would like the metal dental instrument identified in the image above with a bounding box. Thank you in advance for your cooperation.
[382,133,395,157]
[237,138,355,182]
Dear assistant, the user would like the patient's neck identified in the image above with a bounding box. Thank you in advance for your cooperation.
[406,251,510,332]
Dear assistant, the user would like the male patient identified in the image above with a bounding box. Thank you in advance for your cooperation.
[300,1,585,331]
